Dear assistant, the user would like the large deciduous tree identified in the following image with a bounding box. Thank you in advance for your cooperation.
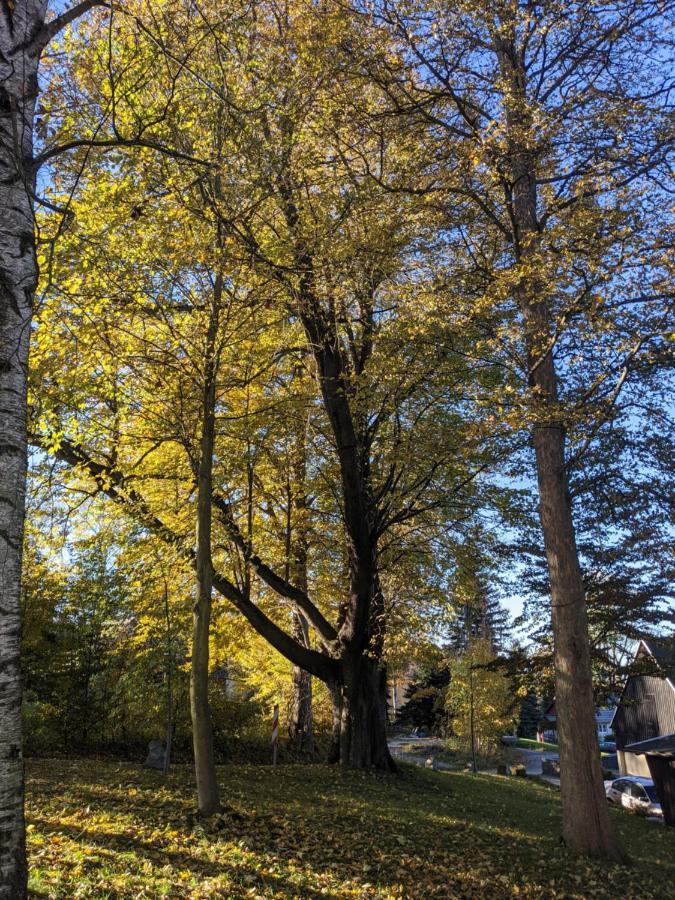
[30,0,493,773]
[370,0,672,860]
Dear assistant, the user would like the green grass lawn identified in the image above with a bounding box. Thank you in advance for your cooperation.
[517,738,559,752]
[26,758,674,899]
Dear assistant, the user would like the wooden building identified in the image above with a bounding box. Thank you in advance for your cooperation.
[623,733,675,826]
[612,638,675,778]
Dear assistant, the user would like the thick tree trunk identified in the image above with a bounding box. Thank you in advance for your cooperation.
[288,612,314,755]
[493,29,626,862]
[339,654,395,771]
[327,680,343,764]
[534,417,627,860]
[190,283,221,816]
[0,5,44,896]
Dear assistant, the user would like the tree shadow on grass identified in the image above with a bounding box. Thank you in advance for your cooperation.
[26,759,675,900]
[27,815,356,900]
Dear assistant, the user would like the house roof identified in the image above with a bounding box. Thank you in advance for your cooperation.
[610,637,675,729]
[634,638,675,693]
[641,638,675,681]
[624,733,675,758]
[543,700,614,722]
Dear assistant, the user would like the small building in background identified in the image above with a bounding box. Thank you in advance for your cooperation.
[612,638,675,778]
[539,699,616,744]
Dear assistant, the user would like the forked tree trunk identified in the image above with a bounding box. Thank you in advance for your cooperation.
[0,5,43,896]
[190,281,221,816]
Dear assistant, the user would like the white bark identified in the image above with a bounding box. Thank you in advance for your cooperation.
[0,3,47,896]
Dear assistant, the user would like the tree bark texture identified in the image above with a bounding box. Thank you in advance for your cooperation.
[327,680,343,764]
[190,281,221,816]
[339,653,394,771]
[496,29,626,862]
[0,3,46,896]
[288,611,314,755]
[285,402,315,755]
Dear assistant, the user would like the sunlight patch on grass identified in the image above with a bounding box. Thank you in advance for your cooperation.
[26,759,674,899]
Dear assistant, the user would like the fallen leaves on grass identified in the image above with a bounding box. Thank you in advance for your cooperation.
[25,759,675,899]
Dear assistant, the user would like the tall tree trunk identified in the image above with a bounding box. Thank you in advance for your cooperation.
[0,4,43,895]
[190,279,221,816]
[327,680,343,764]
[1,4,104,891]
[285,389,315,755]
[162,572,174,776]
[533,410,626,859]
[288,611,314,755]
[495,31,626,863]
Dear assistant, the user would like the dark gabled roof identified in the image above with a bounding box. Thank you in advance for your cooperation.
[610,638,675,730]
[624,733,675,758]
[641,638,675,681]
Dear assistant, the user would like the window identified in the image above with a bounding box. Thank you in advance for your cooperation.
[630,784,647,800]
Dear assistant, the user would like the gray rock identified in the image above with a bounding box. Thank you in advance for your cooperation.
[144,739,167,770]
[542,758,560,776]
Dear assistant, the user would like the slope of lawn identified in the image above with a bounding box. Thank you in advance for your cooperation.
[26,758,674,899]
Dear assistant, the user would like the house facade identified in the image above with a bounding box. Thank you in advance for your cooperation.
[612,638,675,778]
[540,700,616,743]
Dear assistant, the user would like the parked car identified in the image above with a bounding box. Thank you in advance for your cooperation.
[598,740,616,752]
[605,776,662,818]
[501,735,517,747]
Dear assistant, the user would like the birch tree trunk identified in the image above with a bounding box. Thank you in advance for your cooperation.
[1,3,105,889]
[0,4,46,895]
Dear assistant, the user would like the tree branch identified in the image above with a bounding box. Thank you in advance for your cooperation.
[31,433,339,681]
[212,493,338,644]
[35,0,108,52]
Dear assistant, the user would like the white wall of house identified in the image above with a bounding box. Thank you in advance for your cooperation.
[541,705,615,743]
[618,750,651,778]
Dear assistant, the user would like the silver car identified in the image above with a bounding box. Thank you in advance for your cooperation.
[605,776,663,818]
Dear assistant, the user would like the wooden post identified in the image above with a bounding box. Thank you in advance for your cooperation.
[272,703,279,766]
[646,755,675,827]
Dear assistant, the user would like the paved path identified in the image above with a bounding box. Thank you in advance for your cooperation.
[387,735,562,785]
[388,734,451,769]
[517,748,560,775]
